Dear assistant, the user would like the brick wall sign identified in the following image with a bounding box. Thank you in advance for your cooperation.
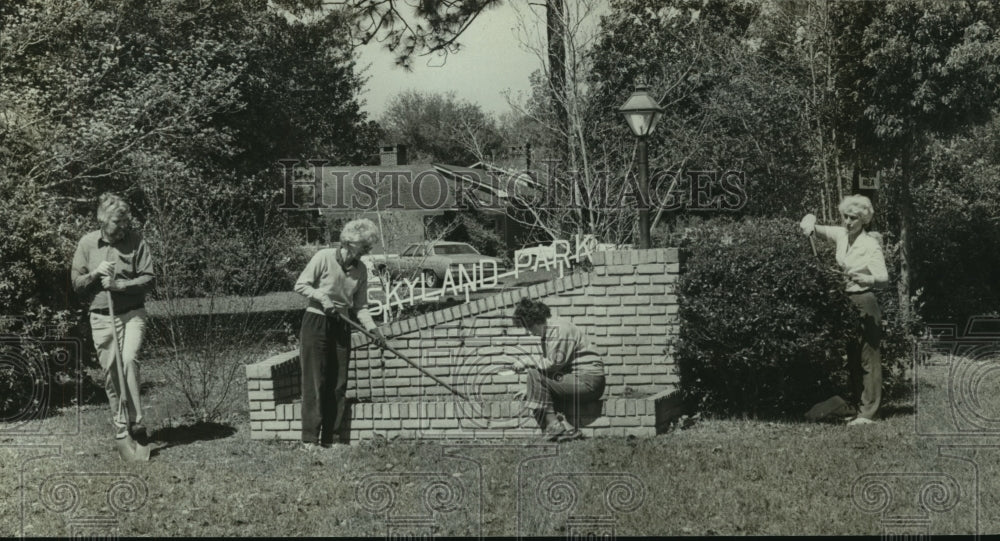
[367,234,600,320]
[247,247,681,443]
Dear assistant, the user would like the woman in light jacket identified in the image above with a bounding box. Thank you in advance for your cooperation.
[800,195,889,425]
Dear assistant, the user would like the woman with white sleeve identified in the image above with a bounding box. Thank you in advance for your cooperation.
[800,195,889,425]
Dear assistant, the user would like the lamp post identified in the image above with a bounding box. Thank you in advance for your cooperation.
[619,83,664,249]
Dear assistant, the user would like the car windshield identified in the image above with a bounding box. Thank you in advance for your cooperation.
[433,244,479,255]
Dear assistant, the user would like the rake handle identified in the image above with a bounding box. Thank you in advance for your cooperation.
[339,314,469,401]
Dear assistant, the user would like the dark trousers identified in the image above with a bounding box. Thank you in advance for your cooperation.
[524,369,605,421]
[847,291,882,420]
[300,311,351,444]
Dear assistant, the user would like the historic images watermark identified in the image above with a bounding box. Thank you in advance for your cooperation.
[355,471,470,539]
[848,315,1000,539]
[0,316,83,436]
[851,472,963,539]
[36,472,149,539]
[7,444,149,539]
[354,442,647,540]
[914,316,1000,437]
[275,160,749,213]
[531,471,646,540]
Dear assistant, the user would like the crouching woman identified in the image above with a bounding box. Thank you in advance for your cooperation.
[509,298,606,441]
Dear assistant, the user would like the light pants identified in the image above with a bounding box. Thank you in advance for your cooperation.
[90,308,147,430]
[524,368,605,427]
[847,292,882,420]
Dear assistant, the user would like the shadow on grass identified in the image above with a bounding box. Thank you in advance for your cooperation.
[878,403,915,419]
[148,421,237,456]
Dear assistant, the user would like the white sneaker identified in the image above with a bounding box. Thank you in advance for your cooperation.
[847,417,875,426]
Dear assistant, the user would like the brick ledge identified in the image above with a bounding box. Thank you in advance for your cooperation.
[250,393,676,444]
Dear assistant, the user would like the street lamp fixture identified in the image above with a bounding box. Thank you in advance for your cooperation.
[619,83,664,248]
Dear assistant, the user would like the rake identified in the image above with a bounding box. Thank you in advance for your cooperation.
[340,315,469,401]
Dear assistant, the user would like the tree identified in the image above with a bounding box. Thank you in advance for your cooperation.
[910,112,1000,323]
[750,0,852,224]
[282,0,580,175]
[225,9,377,171]
[482,1,635,245]
[829,0,1000,319]
[274,0,504,69]
[1,1,373,196]
[586,0,814,232]
[0,0,379,325]
[545,0,569,164]
[379,90,502,164]
[0,1,375,223]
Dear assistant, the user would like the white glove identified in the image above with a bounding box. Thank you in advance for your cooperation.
[92,260,115,278]
[799,214,816,236]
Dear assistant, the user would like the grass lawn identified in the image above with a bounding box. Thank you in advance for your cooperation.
[2,357,997,537]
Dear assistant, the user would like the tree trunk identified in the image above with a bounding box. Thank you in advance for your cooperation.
[546,0,577,236]
[825,2,843,208]
[833,132,844,207]
[546,0,568,166]
[897,145,914,321]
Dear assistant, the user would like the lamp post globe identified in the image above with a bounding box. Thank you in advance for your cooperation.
[619,83,664,248]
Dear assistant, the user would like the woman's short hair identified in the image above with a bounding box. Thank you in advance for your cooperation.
[512,298,551,328]
[340,218,379,246]
[838,194,875,225]
[96,193,130,224]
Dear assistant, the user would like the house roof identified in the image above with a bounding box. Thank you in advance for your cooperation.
[310,163,534,216]
[310,164,449,216]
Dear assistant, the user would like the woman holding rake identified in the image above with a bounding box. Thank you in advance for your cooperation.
[294,218,386,450]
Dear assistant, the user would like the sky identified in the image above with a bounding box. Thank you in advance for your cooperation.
[354,3,551,120]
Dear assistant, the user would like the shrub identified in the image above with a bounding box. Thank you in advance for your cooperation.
[874,231,923,401]
[146,205,302,299]
[143,193,303,422]
[675,217,910,418]
[0,179,93,418]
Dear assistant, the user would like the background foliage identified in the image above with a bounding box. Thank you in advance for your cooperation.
[4,0,1000,420]
[676,218,910,418]
[0,0,378,420]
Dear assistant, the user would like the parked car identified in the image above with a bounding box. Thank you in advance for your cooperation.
[372,241,507,288]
